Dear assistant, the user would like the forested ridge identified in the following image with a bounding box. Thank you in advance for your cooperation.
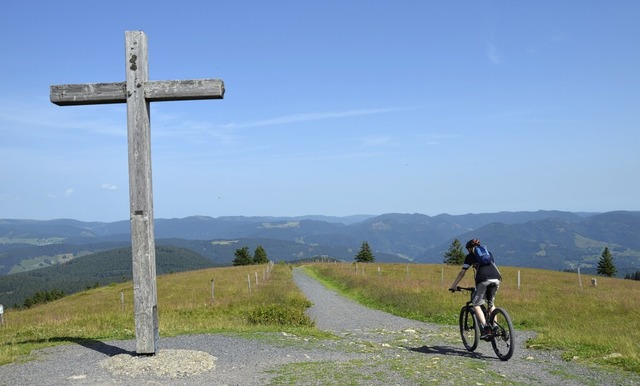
[2,210,640,307]
[0,246,214,308]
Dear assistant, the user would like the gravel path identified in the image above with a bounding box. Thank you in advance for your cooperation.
[0,267,638,385]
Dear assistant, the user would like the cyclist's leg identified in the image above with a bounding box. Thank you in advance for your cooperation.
[473,305,489,339]
[472,282,489,327]
[473,305,487,326]
[486,281,500,317]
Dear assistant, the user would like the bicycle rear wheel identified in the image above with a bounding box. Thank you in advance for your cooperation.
[490,307,515,361]
[459,306,479,351]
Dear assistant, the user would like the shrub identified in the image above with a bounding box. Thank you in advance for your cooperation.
[248,304,315,327]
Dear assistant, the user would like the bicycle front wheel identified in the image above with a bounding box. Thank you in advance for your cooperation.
[459,306,479,351]
[490,307,515,361]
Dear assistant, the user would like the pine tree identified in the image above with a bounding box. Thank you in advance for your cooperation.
[233,246,253,266]
[253,246,269,264]
[355,241,375,263]
[596,247,617,277]
[443,239,466,265]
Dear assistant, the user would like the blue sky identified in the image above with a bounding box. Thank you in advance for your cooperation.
[1,1,638,222]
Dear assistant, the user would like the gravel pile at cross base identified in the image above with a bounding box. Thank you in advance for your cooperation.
[0,267,637,385]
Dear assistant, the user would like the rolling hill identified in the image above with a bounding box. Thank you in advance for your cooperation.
[1,210,639,280]
[0,245,215,307]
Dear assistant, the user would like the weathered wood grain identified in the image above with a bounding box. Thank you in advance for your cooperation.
[50,82,126,105]
[145,79,224,101]
[50,30,224,355]
[50,79,224,106]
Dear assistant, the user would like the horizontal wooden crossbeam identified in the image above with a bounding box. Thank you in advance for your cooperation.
[50,78,225,106]
[50,30,225,355]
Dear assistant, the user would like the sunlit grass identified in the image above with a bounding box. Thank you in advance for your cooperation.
[3,260,639,374]
[0,263,316,365]
[306,262,640,373]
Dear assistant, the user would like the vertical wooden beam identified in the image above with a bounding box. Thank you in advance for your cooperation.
[126,31,158,355]
[50,30,224,355]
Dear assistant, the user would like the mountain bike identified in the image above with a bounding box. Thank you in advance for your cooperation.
[451,286,515,361]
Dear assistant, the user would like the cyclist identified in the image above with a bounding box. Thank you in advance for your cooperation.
[449,238,502,339]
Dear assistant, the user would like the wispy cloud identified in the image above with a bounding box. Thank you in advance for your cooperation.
[220,107,416,130]
[486,43,502,64]
[46,188,74,199]
[0,98,125,137]
[419,133,461,146]
[551,29,568,42]
[359,135,394,148]
[100,183,117,191]
[0,194,9,201]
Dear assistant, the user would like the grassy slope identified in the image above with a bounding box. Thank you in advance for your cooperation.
[306,262,640,374]
[2,261,638,375]
[0,263,316,365]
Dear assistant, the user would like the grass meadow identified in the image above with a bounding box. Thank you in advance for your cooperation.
[305,262,640,374]
[0,263,317,365]
[1,261,638,375]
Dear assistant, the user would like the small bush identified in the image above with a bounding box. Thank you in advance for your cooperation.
[248,305,315,327]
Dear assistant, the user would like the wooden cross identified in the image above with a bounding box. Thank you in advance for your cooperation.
[50,31,224,355]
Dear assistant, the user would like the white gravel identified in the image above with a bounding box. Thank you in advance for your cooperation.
[0,267,637,385]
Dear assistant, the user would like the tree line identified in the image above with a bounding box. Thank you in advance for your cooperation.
[232,245,270,266]
[624,271,640,281]
[442,239,623,278]
[233,241,376,266]
[0,245,215,309]
[22,289,65,308]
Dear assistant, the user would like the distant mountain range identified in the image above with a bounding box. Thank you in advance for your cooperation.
[2,210,639,277]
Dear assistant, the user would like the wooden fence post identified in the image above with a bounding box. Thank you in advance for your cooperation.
[578,268,583,289]
[211,278,215,303]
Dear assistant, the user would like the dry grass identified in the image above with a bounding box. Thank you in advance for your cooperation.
[2,260,638,374]
[307,262,640,373]
[0,263,315,365]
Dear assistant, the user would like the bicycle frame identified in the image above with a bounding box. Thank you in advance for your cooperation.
[453,286,515,361]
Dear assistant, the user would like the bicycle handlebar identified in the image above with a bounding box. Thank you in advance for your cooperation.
[449,286,475,292]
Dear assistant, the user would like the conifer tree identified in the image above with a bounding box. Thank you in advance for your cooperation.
[253,245,269,264]
[443,239,466,265]
[597,247,616,277]
[233,246,253,266]
[355,241,375,263]
[624,271,640,281]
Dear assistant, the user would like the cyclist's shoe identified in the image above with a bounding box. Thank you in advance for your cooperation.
[480,325,492,340]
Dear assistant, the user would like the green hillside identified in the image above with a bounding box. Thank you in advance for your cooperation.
[1,262,638,375]
[0,246,214,307]
[2,211,639,278]
[0,263,314,366]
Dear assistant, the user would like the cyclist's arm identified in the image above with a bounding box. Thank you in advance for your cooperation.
[449,265,470,291]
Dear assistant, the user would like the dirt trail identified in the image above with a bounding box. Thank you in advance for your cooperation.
[0,268,637,385]
[292,267,640,385]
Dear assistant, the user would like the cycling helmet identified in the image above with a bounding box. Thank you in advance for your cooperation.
[465,239,481,249]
